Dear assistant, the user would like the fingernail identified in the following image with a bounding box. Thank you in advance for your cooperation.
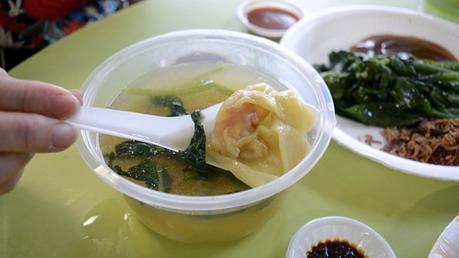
[51,123,76,150]
[53,94,80,119]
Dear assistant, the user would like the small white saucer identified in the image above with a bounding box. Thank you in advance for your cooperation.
[237,0,307,38]
[286,216,396,258]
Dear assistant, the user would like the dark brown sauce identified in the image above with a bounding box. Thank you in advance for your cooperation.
[351,35,456,61]
[306,239,367,258]
[247,7,299,30]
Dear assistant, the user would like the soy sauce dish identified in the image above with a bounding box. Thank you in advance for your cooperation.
[281,6,459,181]
[286,216,396,258]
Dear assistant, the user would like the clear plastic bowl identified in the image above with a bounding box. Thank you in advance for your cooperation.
[76,30,335,243]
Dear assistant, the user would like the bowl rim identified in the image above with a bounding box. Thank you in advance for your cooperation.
[280,5,459,181]
[286,216,396,258]
[77,29,335,213]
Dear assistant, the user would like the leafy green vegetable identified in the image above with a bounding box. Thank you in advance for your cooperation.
[175,111,207,171]
[107,95,234,191]
[317,51,459,127]
[126,65,234,97]
[111,110,212,177]
[152,95,188,116]
[112,160,172,192]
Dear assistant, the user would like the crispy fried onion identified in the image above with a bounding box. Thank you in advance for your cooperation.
[382,119,459,166]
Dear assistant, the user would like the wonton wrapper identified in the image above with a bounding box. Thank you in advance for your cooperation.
[207,83,316,187]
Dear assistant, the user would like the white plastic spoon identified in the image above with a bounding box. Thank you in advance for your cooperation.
[67,103,223,153]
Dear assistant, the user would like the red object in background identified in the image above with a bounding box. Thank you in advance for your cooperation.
[61,21,85,35]
[24,0,88,20]
[0,11,26,33]
[31,36,43,47]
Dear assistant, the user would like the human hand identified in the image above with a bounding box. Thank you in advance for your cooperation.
[0,69,81,194]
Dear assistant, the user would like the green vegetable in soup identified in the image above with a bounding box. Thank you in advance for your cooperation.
[316,51,459,127]
[111,159,172,192]
[127,65,234,97]
[107,94,245,191]
[175,111,208,177]
[144,81,216,177]
[152,95,188,116]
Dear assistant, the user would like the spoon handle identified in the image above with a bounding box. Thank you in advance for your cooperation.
[67,106,194,151]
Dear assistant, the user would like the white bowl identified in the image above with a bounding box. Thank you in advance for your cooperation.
[281,6,459,181]
[429,215,459,258]
[237,0,307,38]
[286,216,396,258]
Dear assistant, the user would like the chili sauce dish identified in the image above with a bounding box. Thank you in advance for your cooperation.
[281,6,459,181]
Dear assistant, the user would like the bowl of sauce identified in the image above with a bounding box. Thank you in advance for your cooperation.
[286,216,395,258]
[351,34,456,61]
[237,0,306,38]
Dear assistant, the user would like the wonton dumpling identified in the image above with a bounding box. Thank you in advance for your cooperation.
[207,83,316,187]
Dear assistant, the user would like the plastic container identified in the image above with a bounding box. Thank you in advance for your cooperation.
[286,216,396,258]
[76,30,335,243]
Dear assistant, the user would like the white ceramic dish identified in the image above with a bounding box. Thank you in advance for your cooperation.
[281,6,459,181]
[237,0,307,38]
[286,216,396,258]
[429,215,459,258]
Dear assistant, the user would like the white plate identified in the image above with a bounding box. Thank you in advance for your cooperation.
[281,6,459,181]
[429,215,459,258]
[286,216,396,258]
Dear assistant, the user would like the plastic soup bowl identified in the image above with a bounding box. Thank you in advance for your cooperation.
[76,30,335,243]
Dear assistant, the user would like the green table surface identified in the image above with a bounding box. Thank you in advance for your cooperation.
[3,0,458,257]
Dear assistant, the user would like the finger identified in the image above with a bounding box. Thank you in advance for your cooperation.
[0,169,25,195]
[0,152,32,185]
[0,68,8,77]
[0,76,80,119]
[70,89,83,105]
[0,111,77,153]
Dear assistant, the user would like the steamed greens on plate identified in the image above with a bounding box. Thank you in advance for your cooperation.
[315,51,459,127]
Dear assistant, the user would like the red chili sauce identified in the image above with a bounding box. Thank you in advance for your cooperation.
[247,7,299,30]
[351,34,456,61]
[306,239,367,258]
